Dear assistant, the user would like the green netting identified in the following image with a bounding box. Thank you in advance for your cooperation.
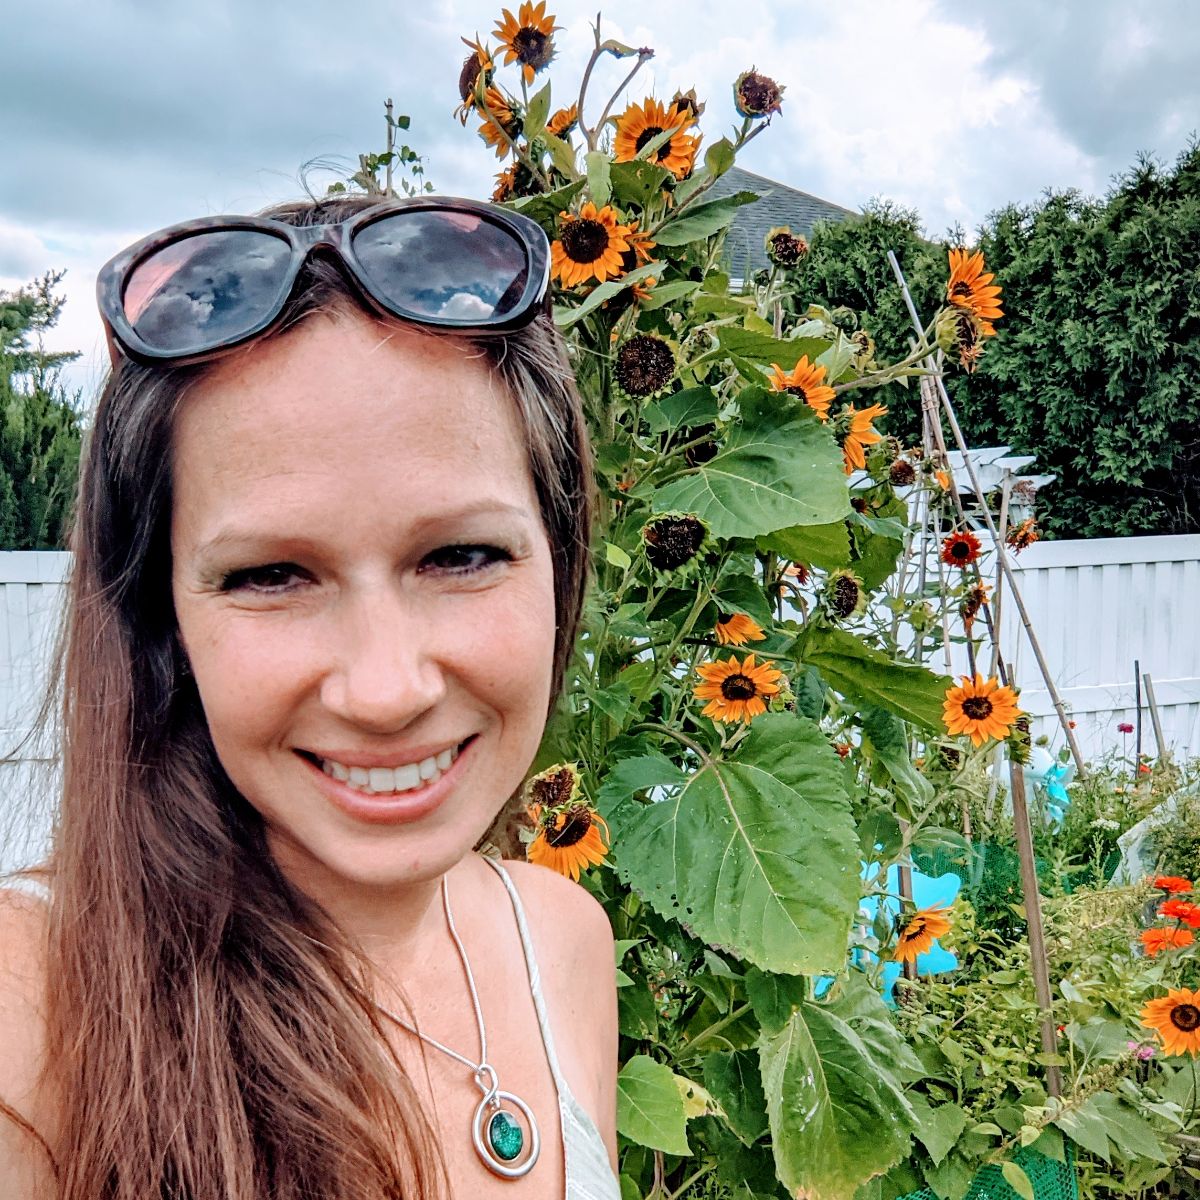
[895,1147,1077,1200]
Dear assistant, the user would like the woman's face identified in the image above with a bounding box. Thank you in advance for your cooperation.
[170,311,557,895]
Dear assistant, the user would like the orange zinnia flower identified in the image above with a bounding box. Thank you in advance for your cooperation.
[1142,988,1200,1057]
[840,403,887,474]
[693,653,782,724]
[943,674,1022,746]
[1154,876,1194,895]
[551,202,632,288]
[714,612,766,646]
[894,905,952,963]
[946,247,1003,328]
[613,97,699,180]
[1160,899,1200,928]
[1141,927,1196,956]
[493,1,559,84]
[767,356,834,420]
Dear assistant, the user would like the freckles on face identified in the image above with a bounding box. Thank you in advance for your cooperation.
[167,312,558,888]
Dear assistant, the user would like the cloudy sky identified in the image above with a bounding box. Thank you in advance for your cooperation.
[2,0,1196,397]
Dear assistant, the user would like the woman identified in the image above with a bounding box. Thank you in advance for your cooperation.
[0,193,619,1200]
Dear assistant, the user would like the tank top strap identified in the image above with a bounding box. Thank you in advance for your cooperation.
[482,855,569,1092]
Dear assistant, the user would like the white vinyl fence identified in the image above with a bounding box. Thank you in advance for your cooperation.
[1,537,1198,872]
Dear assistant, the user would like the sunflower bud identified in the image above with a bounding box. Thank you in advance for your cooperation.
[851,329,875,368]
[1007,714,1032,765]
[934,306,958,355]
[830,306,858,334]
[823,568,866,620]
[614,333,676,398]
[642,513,713,579]
[733,68,785,118]
[765,225,808,268]
[671,88,705,123]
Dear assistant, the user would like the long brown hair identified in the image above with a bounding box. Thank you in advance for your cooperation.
[29,194,593,1198]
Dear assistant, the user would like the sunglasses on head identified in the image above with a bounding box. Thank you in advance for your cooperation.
[97,196,552,367]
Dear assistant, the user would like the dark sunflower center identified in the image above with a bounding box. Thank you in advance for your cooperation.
[644,516,706,570]
[531,767,576,809]
[950,539,972,560]
[561,218,610,264]
[1172,1004,1200,1032]
[635,125,672,161]
[738,73,780,114]
[950,281,972,300]
[832,575,861,617]
[716,613,734,626]
[890,459,916,486]
[513,27,552,68]
[961,696,993,720]
[785,384,810,400]
[546,806,591,848]
[905,916,928,937]
[616,335,675,398]
[459,54,484,102]
[769,232,803,265]
[720,674,758,701]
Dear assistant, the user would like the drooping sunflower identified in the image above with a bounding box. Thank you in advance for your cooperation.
[1154,876,1194,894]
[767,356,834,420]
[477,86,521,157]
[839,402,888,474]
[1140,927,1196,956]
[894,904,952,963]
[524,763,608,882]
[714,612,766,646]
[693,653,783,724]
[889,457,917,487]
[492,162,521,202]
[943,674,1022,746]
[946,247,1003,328]
[454,36,495,124]
[1006,517,1039,554]
[1142,988,1200,1057]
[823,569,866,621]
[642,513,712,579]
[493,1,560,84]
[960,583,991,629]
[614,333,675,398]
[546,103,578,137]
[1160,899,1200,928]
[941,529,982,569]
[765,225,808,268]
[613,98,699,180]
[551,202,632,288]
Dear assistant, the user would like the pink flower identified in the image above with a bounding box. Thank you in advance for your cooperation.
[1117,722,1134,734]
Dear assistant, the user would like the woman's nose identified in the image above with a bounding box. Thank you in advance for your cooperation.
[318,588,447,732]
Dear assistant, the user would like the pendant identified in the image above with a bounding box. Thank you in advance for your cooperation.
[471,1064,540,1179]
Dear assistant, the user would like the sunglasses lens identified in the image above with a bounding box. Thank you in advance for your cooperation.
[353,210,531,325]
[123,229,292,354]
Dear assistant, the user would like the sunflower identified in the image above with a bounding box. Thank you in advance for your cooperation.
[1154,876,1194,894]
[839,403,888,474]
[546,103,578,137]
[477,87,521,157]
[551,202,632,287]
[889,458,917,487]
[765,226,808,268]
[613,98,699,180]
[943,674,1022,746]
[1141,927,1196,955]
[714,612,766,646]
[1160,899,1200,928]
[1006,517,1039,554]
[894,904,952,963]
[525,763,608,882]
[493,1,559,85]
[642,513,712,578]
[1142,988,1200,1057]
[455,36,495,124]
[614,333,675,398]
[823,569,866,620]
[694,653,782,724]
[733,68,785,119]
[767,356,834,420]
[946,247,1003,328]
[492,162,522,202]
[941,529,982,569]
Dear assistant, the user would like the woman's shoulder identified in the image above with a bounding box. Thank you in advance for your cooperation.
[497,857,615,967]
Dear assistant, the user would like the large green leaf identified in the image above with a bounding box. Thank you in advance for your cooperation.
[760,999,915,1200]
[714,327,832,369]
[611,714,858,973]
[850,494,909,591]
[860,707,933,807]
[653,190,760,246]
[609,160,674,210]
[801,625,951,732]
[643,385,719,434]
[509,179,585,230]
[651,388,849,539]
[758,520,852,571]
[616,1054,691,1155]
[555,263,659,329]
[703,1050,768,1145]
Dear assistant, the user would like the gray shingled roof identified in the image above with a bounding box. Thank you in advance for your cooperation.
[705,166,856,278]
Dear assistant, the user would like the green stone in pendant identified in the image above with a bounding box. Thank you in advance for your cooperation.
[488,1109,524,1162]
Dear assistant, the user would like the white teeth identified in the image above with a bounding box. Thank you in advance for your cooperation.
[317,744,461,797]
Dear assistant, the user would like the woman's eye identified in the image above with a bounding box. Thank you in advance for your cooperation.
[220,563,306,593]
[420,544,512,575]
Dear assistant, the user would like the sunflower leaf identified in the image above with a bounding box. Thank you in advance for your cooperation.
[509,178,585,230]
[609,160,674,210]
[611,714,858,973]
[637,279,701,311]
[523,82,552,141]
[542,132,580,180]
[699,326,832,371]
[585,150,612,207]
[759,997,916,1200]
[757,520,852,571]
[654,191,760,246]
[616,1054,691,1155]
[643,385,719,434]
[650,388,849,539]
[555,263,659,329]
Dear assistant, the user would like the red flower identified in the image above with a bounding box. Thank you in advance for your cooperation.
[1160,899,1200,928]
[1154,876,1194,895]
[941,530,982,569]
[1117,722,1134,734]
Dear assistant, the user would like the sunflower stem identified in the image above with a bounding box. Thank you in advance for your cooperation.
[593,50,655,140]
[666,1162,716,1200]
[478,88,553,191]
[688,1001,752,1049]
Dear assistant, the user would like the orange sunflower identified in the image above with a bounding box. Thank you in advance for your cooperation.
[1141,927,1196,956]
[1142,988,1200,1057]
[613,98,699,180]
[524,763,608,882]
[941,529,982,568]
[546,103,578,137]
[894,905,952,963]
[714,612,766,646]
[693,653,782,724]
[946,247,1003,329]
[493,1,559,84]
[840,403,888,474]
[943,674,1022,746]
[477,87,520,157]
[1006,517,1039,553]
[767,356,834,420]
[551,203,632,287]
[1154,876,1194,894]
[1160,899,1200,928]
